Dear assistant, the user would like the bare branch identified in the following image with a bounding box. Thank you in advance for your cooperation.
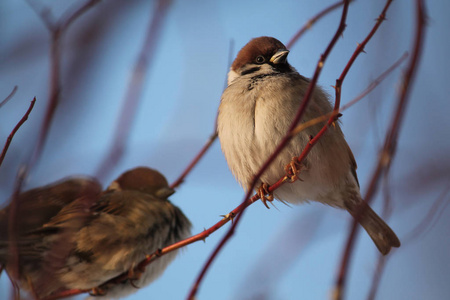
[334,1,428,299]
[0,98,36,168]
[28,0,101,171]
[286,0,347,49]
[170,132,218,189]
[170,39,234,189]
[95,0,172,180]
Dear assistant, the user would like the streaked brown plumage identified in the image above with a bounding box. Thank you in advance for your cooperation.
[0,167,191,298]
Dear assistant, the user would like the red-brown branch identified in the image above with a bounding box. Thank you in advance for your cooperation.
[2,98,36,296]
[170,132,218,189]
[334,0,393,112]
[95,0,172,180]
[286,0,348,49]
[28,0,101,170]
[334,1,427,299]
[186,1,351,299]
[170,39,234,190]
[0,98,36,168]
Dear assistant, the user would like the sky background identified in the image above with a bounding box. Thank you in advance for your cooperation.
[1,0,449,299]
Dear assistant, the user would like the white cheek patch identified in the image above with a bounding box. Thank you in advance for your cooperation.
[227,68,239,86]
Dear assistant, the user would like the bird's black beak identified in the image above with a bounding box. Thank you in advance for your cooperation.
[270,49,289,64]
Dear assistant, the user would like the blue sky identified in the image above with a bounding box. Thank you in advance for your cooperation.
[1,0,449,299]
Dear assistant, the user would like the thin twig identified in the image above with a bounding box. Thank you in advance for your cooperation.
[95,0,172,180]
[0,99,36,168]
[186,2,351,299]
[290,52,408,137]
[170,132,218,189]
[286,0,348,49]
[170,40,234,189]
[334,1,427,299]
[170,39,236,189]
[0,86,18,108]
[28,0,101,171]
[334,0,393,113]
[2,98,35,299]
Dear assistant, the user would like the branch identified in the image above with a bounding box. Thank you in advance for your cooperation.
[95,0,172,180]
[0,98,36,168]
[187,2,351,299]
[286,0,348,49]
[334,1,427,299]
[170,132,218,189]
[170,39,234,189]
[0,86,18,108]
[27,0,101,170]
[0,98,35,299]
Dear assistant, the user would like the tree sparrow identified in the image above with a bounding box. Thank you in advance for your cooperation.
[217,36,400,255]
[0,167,191,298]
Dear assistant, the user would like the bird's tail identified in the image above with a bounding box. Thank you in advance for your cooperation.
[345,199,400,255]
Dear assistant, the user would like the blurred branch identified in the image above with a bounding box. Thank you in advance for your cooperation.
[170,39,234,189]
[6,1,100,297]
[1,98,35,298]
[0,86,18,108]
[286,0,348,49]
[187,1,351,299]
[403,186,450,244]
[27,0,101,169]
[367,255,388,300]
[95,0,172,180]
[0,98,36,168]
[334,1,427,299]
[170,132,218,189]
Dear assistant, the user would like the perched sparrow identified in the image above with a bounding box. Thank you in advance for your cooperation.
[0,167,191,298]
[217,36,400,255]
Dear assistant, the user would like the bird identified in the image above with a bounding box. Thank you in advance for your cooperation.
[217,36,400,255]
[0,167,191,299]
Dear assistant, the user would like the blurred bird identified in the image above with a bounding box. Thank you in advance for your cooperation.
[217,36,400,255]
[0,167,191,298]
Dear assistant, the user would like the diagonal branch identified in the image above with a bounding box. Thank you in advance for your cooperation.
[0,98,36,168]
[2,98,36,293]
[334,1,428,299]
[286,0,348,49]
[27,0,101,170]
[95,0,172,180]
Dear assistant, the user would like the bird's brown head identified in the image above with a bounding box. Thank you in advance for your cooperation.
[109,167,175,199]
[231,36,290,73]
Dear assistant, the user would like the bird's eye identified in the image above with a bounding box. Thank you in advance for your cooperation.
[255,55,265,64]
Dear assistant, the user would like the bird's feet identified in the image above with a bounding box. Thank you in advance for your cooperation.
[284,156,305,183]
[257,183,274,209]
[127,265,146,289]
[90,286,108,296]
